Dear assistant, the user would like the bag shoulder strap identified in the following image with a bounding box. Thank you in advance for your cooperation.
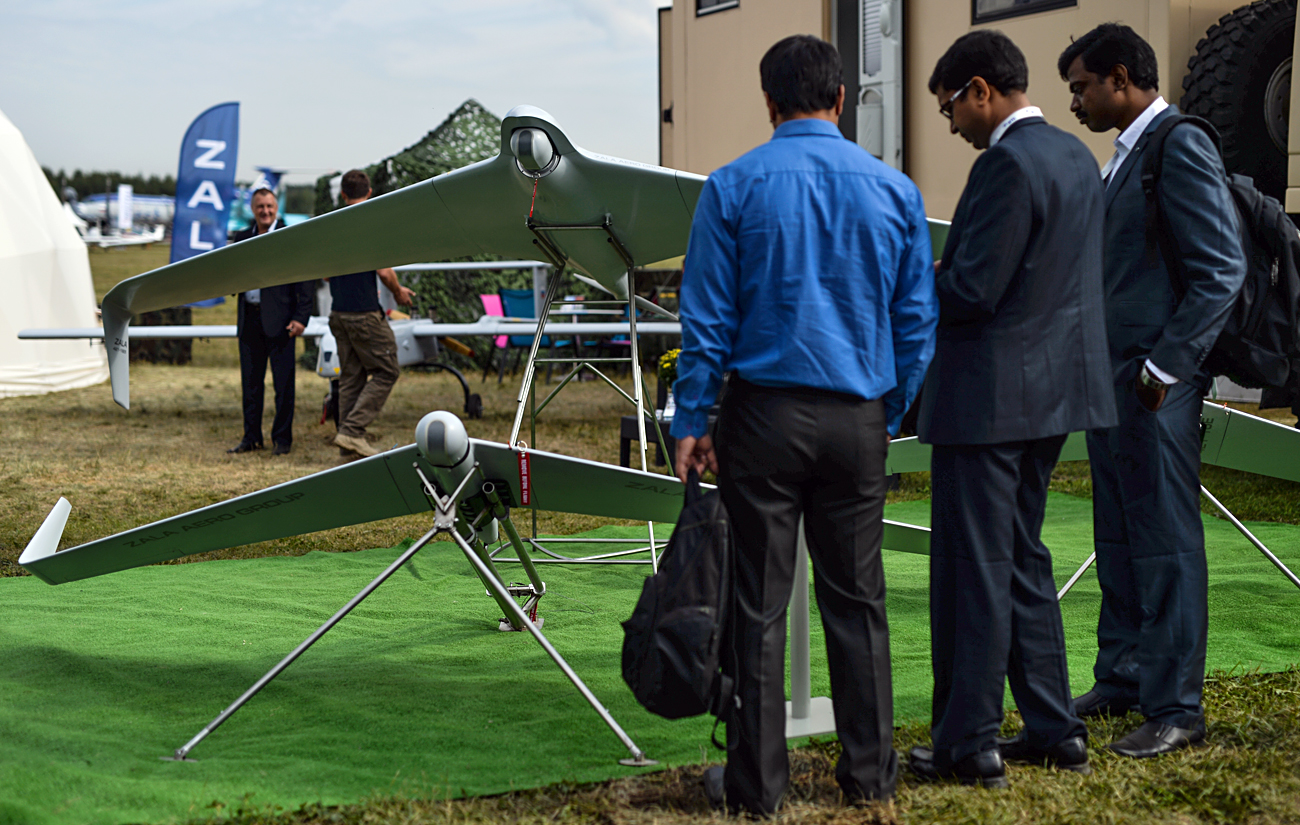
[1140,114,1221,203]
[1140,114,1224,301]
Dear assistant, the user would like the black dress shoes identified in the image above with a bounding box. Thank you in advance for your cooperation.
[227,440,263,454]
[1073,689,1137,718]
[908,746,1008,788]
[1108,719,1206,758]
[271,443,291,456]
[996,732,1091,774]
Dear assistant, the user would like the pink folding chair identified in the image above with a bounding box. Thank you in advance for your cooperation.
[479,294,509,382]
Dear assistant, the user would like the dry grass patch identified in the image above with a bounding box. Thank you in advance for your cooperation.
[187,669,1300,825]
[0,362,664,576]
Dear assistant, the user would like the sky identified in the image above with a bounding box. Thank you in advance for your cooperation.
[2,0,666,184]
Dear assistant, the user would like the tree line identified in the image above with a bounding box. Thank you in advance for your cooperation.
[42,167,177,200]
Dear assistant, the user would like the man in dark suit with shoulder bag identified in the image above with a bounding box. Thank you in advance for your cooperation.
[1060,23,1247,758]
[228,188,315,456]
[908,30,1116,788]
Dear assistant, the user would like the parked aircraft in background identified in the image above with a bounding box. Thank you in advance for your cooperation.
[72,192,175,226]
[62,202,166,248]
[79,223,166,249]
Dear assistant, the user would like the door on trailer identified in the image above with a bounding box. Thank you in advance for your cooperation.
[858,0,904,169]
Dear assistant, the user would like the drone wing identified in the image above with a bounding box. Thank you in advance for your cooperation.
[1199,402,1300,483]
[886,403,1300,481]
[21,447,428,585]
[99,105,705,409]
[19,439,697,586]
[22,426,947,585]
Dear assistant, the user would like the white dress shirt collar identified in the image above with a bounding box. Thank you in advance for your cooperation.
[1100,96,1168,185]
[988,106,1043,148]
[244,220,277,305]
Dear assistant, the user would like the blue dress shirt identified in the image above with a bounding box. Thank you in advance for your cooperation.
[671,118,937,438]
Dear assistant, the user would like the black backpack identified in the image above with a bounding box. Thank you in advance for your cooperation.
[621,470,736,737]
[1141,114,1300,392]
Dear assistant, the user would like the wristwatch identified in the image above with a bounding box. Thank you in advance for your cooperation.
[1139,364,1170,392]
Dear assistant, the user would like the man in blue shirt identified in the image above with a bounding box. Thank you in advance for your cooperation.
[672,34,937,815]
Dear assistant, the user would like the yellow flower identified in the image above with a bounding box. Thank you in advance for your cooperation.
[658,348,681,386]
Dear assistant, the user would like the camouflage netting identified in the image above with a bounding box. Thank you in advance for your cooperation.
[313,98,502,215]
[307,99,677,374]
[311,100,536,372]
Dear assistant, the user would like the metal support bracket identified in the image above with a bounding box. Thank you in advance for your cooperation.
[502,216,661,572]
[786,518,836,740]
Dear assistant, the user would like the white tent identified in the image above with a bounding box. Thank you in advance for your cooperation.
[0,108,108,397]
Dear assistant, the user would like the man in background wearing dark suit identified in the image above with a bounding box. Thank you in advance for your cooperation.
[1060,24,1246,757]
[228,188,314,456]
[908,31,1116,788]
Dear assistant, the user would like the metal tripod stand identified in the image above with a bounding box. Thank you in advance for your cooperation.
[163,459,655,767]
[495,216,677,573]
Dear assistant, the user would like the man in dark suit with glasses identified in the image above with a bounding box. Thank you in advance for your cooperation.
[909,30,1116,788]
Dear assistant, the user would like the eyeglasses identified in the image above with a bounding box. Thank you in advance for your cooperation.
[939,78,975,121]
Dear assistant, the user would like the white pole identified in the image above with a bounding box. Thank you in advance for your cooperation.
[790,518,811,719]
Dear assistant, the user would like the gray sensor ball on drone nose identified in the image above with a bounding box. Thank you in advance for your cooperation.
[510,127,556,172]
[416,411,473,471]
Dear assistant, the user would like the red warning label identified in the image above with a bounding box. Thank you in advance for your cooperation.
[518,449,532,506]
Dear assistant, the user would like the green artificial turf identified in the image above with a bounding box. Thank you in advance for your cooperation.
[880,494,1300,723]
[1,494,1298,825]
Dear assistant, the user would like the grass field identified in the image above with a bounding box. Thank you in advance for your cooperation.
[2,246,1299,824]
[4,511,1299,825]
[165,666,1300,825]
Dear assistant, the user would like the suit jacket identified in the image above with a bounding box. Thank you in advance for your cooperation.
[1101,105,1246,386]
[917,117,1116,445]
[233,220,315,338]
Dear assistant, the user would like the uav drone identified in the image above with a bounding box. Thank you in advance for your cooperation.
[20,105,738,767]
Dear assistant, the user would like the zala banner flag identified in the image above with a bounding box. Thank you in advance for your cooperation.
[171,102,238,307]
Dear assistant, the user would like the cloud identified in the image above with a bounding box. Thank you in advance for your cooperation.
[0,0,662,178]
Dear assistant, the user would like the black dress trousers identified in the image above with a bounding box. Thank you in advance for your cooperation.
[715,379,896,814]
[238,301,297,448]
[928,435,1085,768]
[1085,378,1208,728]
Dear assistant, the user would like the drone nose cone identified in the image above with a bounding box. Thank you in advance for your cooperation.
[504,104,555,122]
[415,411,472,468]
[510,127,557,176]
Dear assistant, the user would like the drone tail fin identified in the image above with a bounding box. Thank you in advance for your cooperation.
[18,498,72,585]
[102,302,131,410]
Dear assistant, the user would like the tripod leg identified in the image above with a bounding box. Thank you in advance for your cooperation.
[509,273,564,448]
[624,271,660,573]
[465,528,527,631]
[1056,551,1097,601]
[489,498,545,597]
[164,523,442,761]
[1201,484,1300,590]
[447,527,656,766]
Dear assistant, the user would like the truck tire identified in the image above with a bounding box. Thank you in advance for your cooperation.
[1181,0,1296,201]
